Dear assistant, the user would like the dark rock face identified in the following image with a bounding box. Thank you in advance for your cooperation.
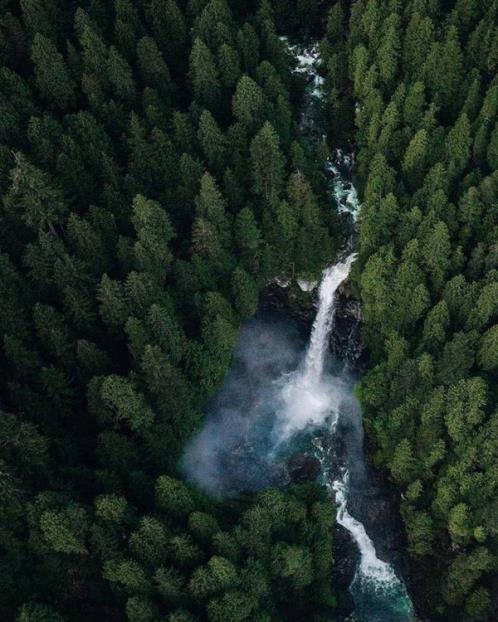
[259,282,318,326]
[330,281,368,372]
[261,274,368,372]
[287,453,321,484]
[333,526,359,619]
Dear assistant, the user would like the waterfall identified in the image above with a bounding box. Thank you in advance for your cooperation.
[286,41,414,621]
[274,256,355,443]
[302,255,414,621]
[184,38,415,622]
[283,251,401,588]
[302,255,356,383]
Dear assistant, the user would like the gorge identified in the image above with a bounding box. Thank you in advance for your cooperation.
[182,43,415,621]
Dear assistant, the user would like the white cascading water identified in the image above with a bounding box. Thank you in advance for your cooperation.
[302,255,356,381]
[275,256,355,442]
[333,474,399,587]
[278,251,400,590]
[184,38,414,621]
[281,41,413,618]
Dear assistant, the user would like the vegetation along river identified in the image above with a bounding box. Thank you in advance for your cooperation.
[182,42,415,622]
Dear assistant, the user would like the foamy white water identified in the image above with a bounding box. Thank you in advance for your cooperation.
[289,42,361,221]
[275,255,354,442]
[333,473,397,584]
[282,38,413,619]
[277,250,400,590]
[303,255,356,382]
[184,35,414,621]
[327,153,361,222]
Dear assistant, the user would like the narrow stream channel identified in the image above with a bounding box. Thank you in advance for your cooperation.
[182,41,415,621]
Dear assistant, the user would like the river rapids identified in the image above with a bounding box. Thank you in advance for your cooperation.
[182,41,415,622]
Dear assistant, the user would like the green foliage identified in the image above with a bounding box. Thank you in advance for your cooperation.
[101,375,155,432]
[155,476,195,518]
[198,110,226,171]
[39,504,88,554]
[189,38,220,110]
[16,602,63,622]
[5,154,68,232]
[31,34,75,111]
[271,543,313,589]
[95,494,127,523]
[349,1,498,618]
[0,2,340,620]
[250,122,285,204]
[231,267,258,319]
[233,75,266,129]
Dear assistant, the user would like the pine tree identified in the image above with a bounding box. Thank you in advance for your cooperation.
[132,195,175,282]
[136,36,171,92]
[402,13,434,80]
[402,129,428,188]
[107,46,136,103]
[155,476,194,517]
[218,44,241,88]
[403,81,426,128]
[326,3,345,45]
[198,110,226,171]
[231,267,258,318]
[4,153,68,233]
[75,9,109,80]
[21,0,60,39]
[129,516,169,566]
[31,34,75,111]
[192,173,231,266]
[423,221,451,293]
[234,207,261,268]
[125,596,157,622]
[478,325,498,370]
[146,0,186,65]
[98,275,129,327]
[232,75,266,130]
[114,0,143,59]
[100,375,155,433]
[236,23,260,73]
[445,113,471,178]
[103,559,151,594]
[17,602,64,622]
[250,122,285,204]
[487,121,498,170]
[189,38,221,111]
[377,14,400,87]
[39,504,88,555]
[424,26,463,112]
[94,494,127,523]
[194,0,234,50]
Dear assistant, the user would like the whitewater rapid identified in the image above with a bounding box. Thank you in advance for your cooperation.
[183,37,414,621]
[287,42,414,620]
[277,249,402,591]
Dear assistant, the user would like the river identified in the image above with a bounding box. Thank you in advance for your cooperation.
[182,41,415,621]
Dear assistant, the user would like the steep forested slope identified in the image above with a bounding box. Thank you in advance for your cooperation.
[325,1,498,619]
[0,1,340,620]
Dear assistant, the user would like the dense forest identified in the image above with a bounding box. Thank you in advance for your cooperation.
[324,0,498,619]
[0,0,341,620]
[2,0,498,620]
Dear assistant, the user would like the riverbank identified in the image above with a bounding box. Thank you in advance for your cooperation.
[259,276,420,621]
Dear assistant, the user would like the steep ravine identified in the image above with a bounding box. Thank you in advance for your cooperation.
[182,41,417,621]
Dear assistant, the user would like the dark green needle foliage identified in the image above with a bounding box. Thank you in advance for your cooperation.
[321,1,498,619]
[0,1,338,620]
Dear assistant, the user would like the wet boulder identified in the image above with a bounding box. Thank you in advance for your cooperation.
[287,452,321,484]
